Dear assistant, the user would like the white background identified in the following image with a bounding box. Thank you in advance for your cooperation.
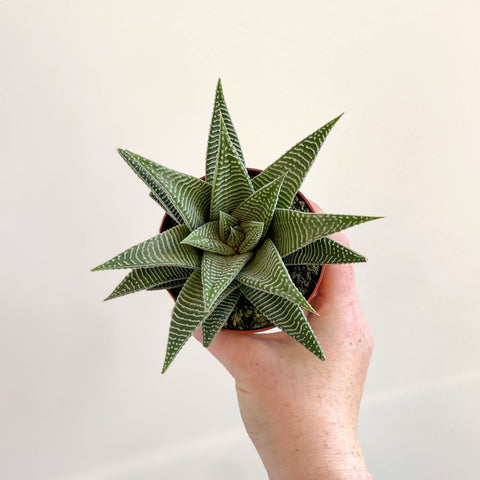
[1,1,479,479]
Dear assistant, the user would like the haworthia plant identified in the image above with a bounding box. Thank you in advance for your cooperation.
[93,79,381,373]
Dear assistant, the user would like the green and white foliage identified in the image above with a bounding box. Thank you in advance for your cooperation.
[93,79,380,372]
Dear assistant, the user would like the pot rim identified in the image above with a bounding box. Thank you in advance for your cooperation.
[159,167,325,334]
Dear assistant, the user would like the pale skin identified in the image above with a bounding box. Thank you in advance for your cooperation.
[194,227,374,480]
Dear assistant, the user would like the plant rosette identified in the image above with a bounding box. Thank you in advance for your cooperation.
[92,80,381,373]
[159,169,326,335]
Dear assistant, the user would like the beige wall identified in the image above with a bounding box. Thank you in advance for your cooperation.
[2,1,479,478]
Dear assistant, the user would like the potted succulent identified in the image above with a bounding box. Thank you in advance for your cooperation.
[92,80,380,373]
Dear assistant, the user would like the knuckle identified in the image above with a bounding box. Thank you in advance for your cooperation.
[329,231,350,247]
[364,324,375,354]
[337,232,350,247]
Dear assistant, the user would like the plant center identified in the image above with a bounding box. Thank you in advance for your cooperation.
[226,225,245,251]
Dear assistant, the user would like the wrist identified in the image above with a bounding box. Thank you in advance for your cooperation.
[248,409,369,480]
[263,435,371,480]
[237,384,371,479]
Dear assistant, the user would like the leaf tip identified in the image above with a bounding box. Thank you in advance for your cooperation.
[302,299,318,315]
[367,216,385,223]
[103,292,117,301]
[161,360,170,374]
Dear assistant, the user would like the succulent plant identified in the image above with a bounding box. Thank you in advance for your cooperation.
[92,80,380,373]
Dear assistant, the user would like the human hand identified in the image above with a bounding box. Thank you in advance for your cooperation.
[194,229,374,480]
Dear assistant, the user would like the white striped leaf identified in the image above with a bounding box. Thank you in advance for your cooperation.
[119,149,183,224]
[209,115,254,221]
[270,209,382,257]
[238,221,264,253]
[162,270,237,373]
[237,238,316,313]
[283,237,367,265]
[232,176,284,238]
[251,115,343,208]
[105,266,192,300]
[182,221,236,255]
[202,290,241,347]
[148,191,173,211]
[205,79,245,184]
[119,149,211,231]
[239,285,325,361]
[219,211,238,241]
[147,279,187,291]
[226,226,244,249]
[92,225,200,271]
[202,252,252,311]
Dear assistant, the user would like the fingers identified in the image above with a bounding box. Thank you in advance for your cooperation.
[193,326,230,367]
[306,232,373,360]
[307,203,357,307]
[192,326,202,343]
[309,232,358,314]
[306,203,358,311]
[193,326,251,373]
[331,231,350,248]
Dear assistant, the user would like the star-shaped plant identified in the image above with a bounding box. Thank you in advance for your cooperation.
[92,80,380,373]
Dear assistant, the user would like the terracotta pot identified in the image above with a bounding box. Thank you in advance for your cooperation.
[159,168,325,333]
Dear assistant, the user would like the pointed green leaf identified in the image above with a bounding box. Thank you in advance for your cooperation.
[205,79,245,184]
[92,225,200,271]
[119,149,183,224]
[237,238,316,313]
[149,191,171,211]
[202,290,241,347]
[162,270,236,373]
[252,115,343,208]
[226,225,244,249]
[105,266,192,300]
[232,176,284,237]
[270,209,382,257]
[202,251,251,311]
[283,237,367,265]
[119,149,211,231]
[162,271,204,373]
[147,279,187,291]
[219,211,238,241]
[182,221,236,255]
[238,221,264,253]
[209,116,254,221]
[239,285,325,361]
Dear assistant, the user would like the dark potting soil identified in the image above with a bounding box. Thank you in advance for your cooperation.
[162,194,322,331]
